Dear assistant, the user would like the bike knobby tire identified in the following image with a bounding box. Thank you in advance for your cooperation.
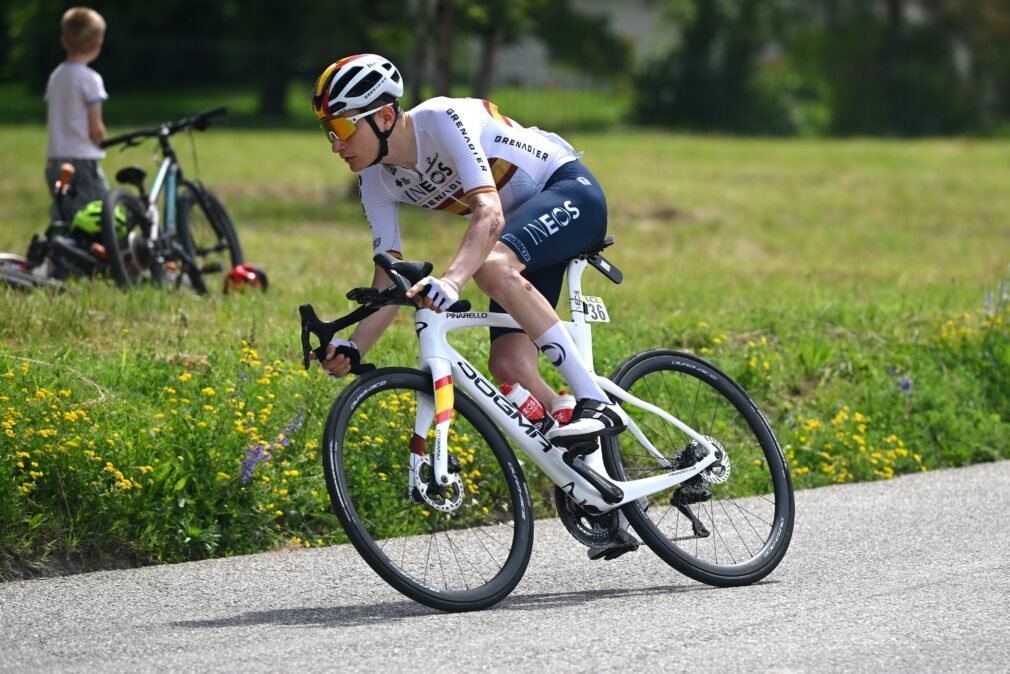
[100,187,152,289]
[176,182,242,289]
[322,367,534,612]
[602,349,794,587]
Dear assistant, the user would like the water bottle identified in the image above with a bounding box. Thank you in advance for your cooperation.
[550,391,577,425]
[500,382,550,430]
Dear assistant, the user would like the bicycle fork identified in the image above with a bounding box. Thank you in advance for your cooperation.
[406,358,455,500]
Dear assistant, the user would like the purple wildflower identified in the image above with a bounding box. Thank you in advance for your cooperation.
[238,410,306,484]
[240,442,272,484]
[898,378,913,392]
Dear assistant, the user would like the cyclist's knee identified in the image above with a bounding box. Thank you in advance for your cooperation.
[475,244,524,297]
[488,333,537,384]
[488,350,532,385]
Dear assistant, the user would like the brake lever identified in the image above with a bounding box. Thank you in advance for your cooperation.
[299,304,375,375]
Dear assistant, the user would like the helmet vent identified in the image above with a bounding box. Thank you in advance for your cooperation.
[348,71,382,100]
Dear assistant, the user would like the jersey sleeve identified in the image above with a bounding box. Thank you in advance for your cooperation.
[359,170,402,256]
[81,68,108,106]
[431,104,496,202]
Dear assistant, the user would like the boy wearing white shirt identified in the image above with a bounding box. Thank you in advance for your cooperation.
[44,6,109,219]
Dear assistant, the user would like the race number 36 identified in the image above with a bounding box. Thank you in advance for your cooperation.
[583,296,610,323]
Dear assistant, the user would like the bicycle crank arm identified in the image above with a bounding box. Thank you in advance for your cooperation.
[563,452,624,505]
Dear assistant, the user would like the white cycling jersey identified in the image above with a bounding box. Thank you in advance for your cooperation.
[358,96,579,255]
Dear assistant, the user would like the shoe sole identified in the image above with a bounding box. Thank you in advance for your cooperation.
[548,423,625,448]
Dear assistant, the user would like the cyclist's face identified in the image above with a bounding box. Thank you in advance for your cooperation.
[329,106,387,172]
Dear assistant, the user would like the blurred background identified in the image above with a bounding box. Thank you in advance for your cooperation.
[3,0,1010,136]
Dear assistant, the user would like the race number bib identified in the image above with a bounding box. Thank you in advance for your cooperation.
[583,295,610,323]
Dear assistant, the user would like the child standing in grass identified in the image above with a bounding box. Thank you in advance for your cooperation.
[44,6,109,219]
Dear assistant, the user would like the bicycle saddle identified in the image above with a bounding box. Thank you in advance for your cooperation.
[115,166,147,191]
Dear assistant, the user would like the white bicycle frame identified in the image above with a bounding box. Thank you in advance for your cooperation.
[142,154,178,243]
[407,256,721,512]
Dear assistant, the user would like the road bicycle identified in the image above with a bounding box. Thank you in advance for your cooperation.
[99,106,242,294]
[300,237,795,612]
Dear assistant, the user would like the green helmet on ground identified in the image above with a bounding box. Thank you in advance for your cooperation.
[71,200,127,238]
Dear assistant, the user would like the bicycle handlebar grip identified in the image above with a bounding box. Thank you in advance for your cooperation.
[447,300,471,312]
[100,132,130,148]
[299,304,375,375]
[333,344,375,375]
[300,304,336,369]
[192,105,229,131]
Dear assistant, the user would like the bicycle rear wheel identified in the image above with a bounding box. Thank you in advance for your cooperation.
[323,367,534,612]
[100,187,154,288]
[176,182,242,289]
[603,349,794,587]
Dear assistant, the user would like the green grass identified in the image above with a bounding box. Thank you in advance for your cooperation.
[2,121,1009,579]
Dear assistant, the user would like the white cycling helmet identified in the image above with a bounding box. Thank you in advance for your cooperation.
[311,54,403,118]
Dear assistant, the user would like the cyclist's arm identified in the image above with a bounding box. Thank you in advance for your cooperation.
[406,103,502,302]
[320,262,399,378]
[348,263,400,356]
[441,189,503,290]
[87,102,106,148]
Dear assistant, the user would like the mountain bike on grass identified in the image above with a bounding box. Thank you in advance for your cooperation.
[99,106,242,294]
[300,237,795,612]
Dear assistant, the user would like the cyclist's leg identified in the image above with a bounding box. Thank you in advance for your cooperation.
[475,160,626,445]
[487,264,565,405]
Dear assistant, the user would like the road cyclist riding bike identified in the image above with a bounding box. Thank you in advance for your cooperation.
[301,243,795,611]
[304,54,794,611]
[311,54,632,534]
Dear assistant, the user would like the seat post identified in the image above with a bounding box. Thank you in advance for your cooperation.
[565,258,597,373]
[566,258,589,326]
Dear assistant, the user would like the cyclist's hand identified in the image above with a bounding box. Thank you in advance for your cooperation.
[407,276,458,312]
[313,338,359,379]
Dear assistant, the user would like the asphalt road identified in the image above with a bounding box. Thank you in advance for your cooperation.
[2,461,1009,673]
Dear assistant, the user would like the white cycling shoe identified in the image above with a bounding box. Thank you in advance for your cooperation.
[545,398,628,452]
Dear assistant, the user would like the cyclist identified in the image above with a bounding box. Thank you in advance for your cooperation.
[311,54,628,452]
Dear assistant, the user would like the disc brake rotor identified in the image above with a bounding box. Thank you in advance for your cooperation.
[413,455,464,513]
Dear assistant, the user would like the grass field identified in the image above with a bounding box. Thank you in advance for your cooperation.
[2,120,1009,578]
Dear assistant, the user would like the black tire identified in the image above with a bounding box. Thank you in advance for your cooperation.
[176,182,242,289]
[100,187,153,289]
[602,349,794,587]
[323,367,534,612]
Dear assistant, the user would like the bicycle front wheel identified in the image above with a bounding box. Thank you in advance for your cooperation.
[603,350,794,587]
[323,368,534,612]
[100,187,153,288]
[176,182,242,287]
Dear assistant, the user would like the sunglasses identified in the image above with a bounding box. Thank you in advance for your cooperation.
[319,106,386,143]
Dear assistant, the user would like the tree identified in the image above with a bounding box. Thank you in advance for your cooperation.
[633,0,791,133]
[466,0,548,99]
[434,0,455,96]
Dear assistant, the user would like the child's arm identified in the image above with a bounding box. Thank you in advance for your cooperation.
[88,102,106,148]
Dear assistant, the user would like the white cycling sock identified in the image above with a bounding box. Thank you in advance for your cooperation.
[533,322,608,403]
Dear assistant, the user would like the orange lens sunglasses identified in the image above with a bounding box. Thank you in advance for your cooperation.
[319,106,386,142]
